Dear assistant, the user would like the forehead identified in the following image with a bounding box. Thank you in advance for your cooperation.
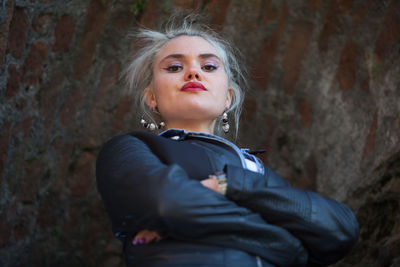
[155,35,219,61]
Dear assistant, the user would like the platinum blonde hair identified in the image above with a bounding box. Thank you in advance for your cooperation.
[125,15,247,138]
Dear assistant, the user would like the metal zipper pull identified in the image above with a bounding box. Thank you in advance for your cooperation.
[256,256,263,267]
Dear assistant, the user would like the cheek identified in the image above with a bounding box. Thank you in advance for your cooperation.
[214,75,229,99]
[152,74,181,111]
[153,74,175,96]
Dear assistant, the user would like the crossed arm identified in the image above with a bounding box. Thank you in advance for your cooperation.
[96,134,358,266]
[223,164,359,265]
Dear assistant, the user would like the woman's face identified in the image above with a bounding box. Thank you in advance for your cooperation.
[146,35,232,126]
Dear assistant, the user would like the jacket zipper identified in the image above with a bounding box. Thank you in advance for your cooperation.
[256,256,263,267]
[185,132,264,266]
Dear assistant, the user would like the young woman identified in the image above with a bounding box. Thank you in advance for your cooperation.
[96,17,359,267]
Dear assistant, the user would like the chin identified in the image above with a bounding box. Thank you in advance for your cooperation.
[187,106,221,117]
[167,107,220,121]
[183,99,223,113]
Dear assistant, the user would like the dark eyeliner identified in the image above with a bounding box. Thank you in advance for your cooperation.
[202,64,218,71]
[164,65,182,72]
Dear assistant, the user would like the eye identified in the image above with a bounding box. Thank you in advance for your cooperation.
[202,64,218,72]
[164,65,183,72]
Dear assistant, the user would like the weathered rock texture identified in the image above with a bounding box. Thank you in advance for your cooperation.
[0,0,399,266]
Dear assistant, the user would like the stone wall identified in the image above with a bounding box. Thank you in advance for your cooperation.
[0,0,399,266]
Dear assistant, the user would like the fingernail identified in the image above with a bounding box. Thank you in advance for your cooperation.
[132,238,146,245]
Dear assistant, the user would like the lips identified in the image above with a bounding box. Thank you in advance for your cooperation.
[180,82,207,92]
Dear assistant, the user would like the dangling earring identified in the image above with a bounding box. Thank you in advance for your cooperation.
[140,106,165,131]
[140,116,165,131]
[222,112,229,133]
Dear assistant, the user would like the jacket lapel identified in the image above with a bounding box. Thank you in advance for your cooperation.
[130,131,214,181]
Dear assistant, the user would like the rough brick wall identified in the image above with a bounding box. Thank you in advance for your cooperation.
[0,0,399,266]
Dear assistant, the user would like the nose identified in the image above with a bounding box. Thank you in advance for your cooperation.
[185,68,202,81]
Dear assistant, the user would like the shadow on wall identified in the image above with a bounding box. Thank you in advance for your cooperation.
[336,152,400,267]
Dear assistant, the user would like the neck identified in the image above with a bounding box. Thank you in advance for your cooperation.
[165,120,216,134]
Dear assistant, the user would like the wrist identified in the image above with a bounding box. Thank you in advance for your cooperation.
[210,171,227,195]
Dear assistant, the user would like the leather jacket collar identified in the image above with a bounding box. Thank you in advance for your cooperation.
[159,128,265,174]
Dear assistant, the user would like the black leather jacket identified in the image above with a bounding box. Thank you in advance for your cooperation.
[96,129,359,267]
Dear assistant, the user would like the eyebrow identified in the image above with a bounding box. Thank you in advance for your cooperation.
[199,53,220,60]
[159,53,221,64]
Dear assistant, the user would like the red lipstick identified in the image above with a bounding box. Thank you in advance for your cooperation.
[180,82,207,92]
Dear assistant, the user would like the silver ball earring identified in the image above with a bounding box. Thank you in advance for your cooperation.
[222,112,229,133]
[140,116,165,131]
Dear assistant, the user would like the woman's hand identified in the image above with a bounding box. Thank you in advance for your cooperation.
[201,176,220,193]
[132,229,164,245]
[132,177,222,246]
[132,177,221,246]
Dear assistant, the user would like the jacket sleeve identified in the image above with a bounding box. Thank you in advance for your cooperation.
[224,164,359,266]
[96,134,309,266]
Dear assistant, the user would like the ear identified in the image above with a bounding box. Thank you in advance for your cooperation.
[225,88,233,110]
[144,87,157,110]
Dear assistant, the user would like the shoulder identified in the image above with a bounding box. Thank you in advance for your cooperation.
[97,131,162,164]
[100,131,158,152]
[96,132,167,177]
